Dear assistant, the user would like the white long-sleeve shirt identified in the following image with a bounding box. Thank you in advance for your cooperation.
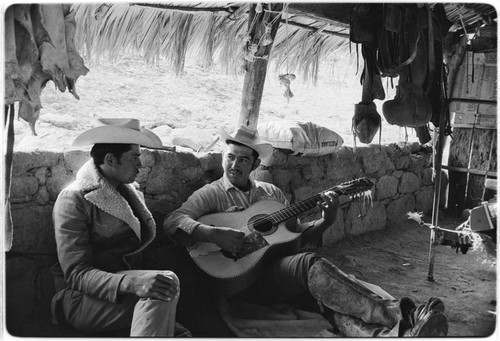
[164,174,291,235]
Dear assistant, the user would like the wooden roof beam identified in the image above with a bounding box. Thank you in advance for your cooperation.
[282,19,349,39]
[287,3,351,28]
[130,3,238,15]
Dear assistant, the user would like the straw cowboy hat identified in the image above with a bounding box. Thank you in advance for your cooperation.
[219,125,273,159]
[72,118,162,148]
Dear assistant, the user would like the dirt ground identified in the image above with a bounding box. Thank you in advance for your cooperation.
[314,211,497,338]
[14,57,417,152]
[4,209,496,338]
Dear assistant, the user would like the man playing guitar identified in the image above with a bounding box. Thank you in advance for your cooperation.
[164,125,448,337]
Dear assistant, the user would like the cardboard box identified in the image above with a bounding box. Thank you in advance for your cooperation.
[451,101,497,128]
[470,203,496,232]
[451,51,497,101]
[472,52,497,66]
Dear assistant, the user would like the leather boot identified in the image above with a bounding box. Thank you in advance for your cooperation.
[322,301,448,337]
[322,305,402,337]
[308,258,403,326]
[404,298,448,337]
[329,309,448,337]
[403,310,448,337]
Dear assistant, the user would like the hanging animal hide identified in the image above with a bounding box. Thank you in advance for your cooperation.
[18,63,52,136]
[64,9,90,99]
[5,6,23,106]
[4,4,88,251]
[39,4,71,92]
[4,3,88,133]
[13,5,39,86]
[31,4,53,48]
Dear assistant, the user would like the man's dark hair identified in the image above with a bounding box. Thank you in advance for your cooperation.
[226,140,259,160]
[90,143,133,165]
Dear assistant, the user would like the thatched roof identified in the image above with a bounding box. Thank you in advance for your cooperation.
[73,2,497,83]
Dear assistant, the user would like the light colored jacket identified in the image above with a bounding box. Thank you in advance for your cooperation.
[52,159,156,303]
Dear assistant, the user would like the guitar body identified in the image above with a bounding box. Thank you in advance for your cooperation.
[187,200,302,294]
[185,177,374,295]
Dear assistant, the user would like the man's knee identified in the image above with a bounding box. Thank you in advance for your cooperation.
[302,252,321,268]
[282,252,321,288]
[157,270,180,300]
[295,252,321,275]
[158,270,180,287]
[136,269,180,291]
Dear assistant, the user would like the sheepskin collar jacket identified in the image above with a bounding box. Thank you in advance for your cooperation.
[73,159,156,243]
[52,159,156,301]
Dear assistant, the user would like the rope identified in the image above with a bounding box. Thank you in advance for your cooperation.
[421,224,472,235]
[284,3,290,75]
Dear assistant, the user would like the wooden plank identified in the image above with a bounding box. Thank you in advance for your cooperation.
[442,165,497,177]
[451,124,496,129]
[447,128,472,211]
[446,49,497,212]
[467,129,497,207]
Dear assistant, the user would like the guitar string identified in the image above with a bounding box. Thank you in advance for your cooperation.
[227,185,373,232]
[236,192,362,231]
[235,185,373,231]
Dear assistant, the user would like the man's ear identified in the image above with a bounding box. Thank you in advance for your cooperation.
[103,153,116,167]
[252,158,261,171]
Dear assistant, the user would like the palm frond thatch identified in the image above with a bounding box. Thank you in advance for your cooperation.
[72,2,353,80]
[72,2,496,80]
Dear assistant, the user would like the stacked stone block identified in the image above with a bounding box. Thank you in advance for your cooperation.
[6,143,446,336]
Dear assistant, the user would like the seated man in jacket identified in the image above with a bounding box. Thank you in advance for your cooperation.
[164,125,448,337]
[51,119,181,337]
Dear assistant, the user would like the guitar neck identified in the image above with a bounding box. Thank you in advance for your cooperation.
[267,187,344,225]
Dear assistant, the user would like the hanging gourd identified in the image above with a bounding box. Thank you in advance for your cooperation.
[352,59,382,144]
[279,73,295,101]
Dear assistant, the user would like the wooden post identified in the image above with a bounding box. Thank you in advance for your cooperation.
[239,3,283,130]
[427,35,467,281]
[427,101,447,282]
[4,104,15,251]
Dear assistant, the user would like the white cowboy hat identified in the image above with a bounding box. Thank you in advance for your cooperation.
[72,118,162,148]
[219,125,273,159]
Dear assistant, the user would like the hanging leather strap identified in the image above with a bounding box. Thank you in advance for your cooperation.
[425,4,435,94]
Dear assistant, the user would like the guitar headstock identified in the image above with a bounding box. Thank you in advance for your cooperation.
[330,177,374,196]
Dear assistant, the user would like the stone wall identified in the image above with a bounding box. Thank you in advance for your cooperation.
[5,143,447,336]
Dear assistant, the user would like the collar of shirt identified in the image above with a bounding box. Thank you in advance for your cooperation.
[222,174,256,194]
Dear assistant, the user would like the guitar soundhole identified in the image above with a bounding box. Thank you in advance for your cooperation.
[248,214,277,236]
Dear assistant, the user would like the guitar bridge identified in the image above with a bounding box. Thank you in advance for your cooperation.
[235,233,269,258]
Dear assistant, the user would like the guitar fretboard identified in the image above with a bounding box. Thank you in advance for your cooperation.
[268,193,323,224]
[265,178,374,224]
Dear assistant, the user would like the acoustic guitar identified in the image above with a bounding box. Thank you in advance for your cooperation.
[187,177,374,294]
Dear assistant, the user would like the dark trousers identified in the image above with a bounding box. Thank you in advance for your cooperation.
[143,241,234,337]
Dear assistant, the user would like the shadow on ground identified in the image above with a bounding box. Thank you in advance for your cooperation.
[5,211,496,337]
[314,212,496,337]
